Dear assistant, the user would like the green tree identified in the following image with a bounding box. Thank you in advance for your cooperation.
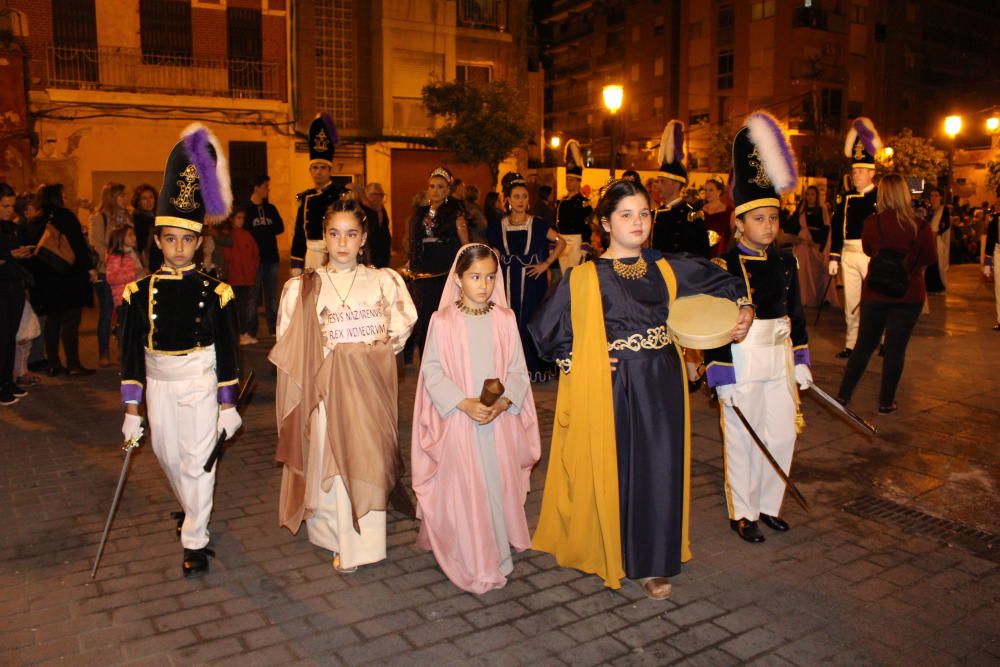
[705,122,735,173]
[421,80,532,188]
[985,159,1000,197]
[878,128,947,186]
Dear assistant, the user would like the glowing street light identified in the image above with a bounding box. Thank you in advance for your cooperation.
[550,135,561,149]
[944,115,962,138]
[602,84,624,176]
[602,85,624,114]
[987,117,1000,133]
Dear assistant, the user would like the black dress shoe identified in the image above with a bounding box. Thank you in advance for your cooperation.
[687,376,705,393]
[760,514,790,531]
[836,395,850,406]
[7,383,27,398]
[182,547,215,577]
[67,366,95,376]
[170,511,185,540]
[730,518,765,543]
[835,348,852,359]
[878,402,898,415]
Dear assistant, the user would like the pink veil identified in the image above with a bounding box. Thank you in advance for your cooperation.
[437,243,510,311]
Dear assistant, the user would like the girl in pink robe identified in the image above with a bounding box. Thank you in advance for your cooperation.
[412,243,541,594]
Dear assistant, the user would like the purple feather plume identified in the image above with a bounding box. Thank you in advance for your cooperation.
[181,126,226,217]
[672,121,684,164]
[320,113,339,147]
[853,118,879,156]
[745,110,798,194]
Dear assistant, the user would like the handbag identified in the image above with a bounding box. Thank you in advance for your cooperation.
[34,217,76,274]
[866,213,914,298]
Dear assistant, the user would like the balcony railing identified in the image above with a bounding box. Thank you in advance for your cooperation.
[791,7,847,33]
[42,45,283,100]
[457,0,508,31]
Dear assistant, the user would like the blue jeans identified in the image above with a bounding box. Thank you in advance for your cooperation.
[250,262,279,336]
[96,276,113,357]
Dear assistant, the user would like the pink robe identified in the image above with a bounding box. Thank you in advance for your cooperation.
[411,303,541,594]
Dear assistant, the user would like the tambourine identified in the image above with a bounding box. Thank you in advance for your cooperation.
[667,294,739,349]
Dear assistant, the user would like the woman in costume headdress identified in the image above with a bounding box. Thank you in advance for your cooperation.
[488,174,565,382]
[407,166,470,362]
[529,179,753,599]
[271,198,417,572]
[412,243,541,594]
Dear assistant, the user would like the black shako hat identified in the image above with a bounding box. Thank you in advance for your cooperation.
[563,139,583,177]
[309,113,338,167]
[155,123,232,234]
[731,111,798,217]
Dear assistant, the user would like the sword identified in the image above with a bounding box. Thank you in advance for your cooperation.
[730,405,810,513]
[813,273,836,326]
[91,427,144,578]
[807,384,878,435]
[203,370,256,473]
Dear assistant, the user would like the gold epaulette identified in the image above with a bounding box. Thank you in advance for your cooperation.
[711,257,728,271]
[122,281,140,304]
[215,282,235,308]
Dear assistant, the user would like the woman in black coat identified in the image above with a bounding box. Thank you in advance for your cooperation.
[30,184,96,376]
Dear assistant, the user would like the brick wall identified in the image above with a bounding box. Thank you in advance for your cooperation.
[192,6,227,59]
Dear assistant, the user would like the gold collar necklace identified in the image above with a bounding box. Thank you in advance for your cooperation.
[611,255,648,280]
[455,299,495,316]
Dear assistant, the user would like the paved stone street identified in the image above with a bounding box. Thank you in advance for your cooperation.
[2,265,998,666]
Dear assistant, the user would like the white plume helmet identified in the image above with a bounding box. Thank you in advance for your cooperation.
[657,120,685,166]
[744,111,798,195]
[564,138,583,167]
[843,116,883,158]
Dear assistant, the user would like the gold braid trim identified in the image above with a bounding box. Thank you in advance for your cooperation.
[122,281,139,304]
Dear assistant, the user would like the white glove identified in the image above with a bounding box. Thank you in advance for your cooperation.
[984,264,993,279]
[794,364,814,390]
[217,407,243,441]
[716,385,736,406]
[828,260,839,276]
[121,413,144,442]
[290,267,303,278]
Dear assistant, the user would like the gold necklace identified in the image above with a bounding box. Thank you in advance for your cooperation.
[324,266,360,308]
[455,299,494,316]
[612,255,648,280]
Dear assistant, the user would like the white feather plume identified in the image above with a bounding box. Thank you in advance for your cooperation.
[657,120,684,166]
[564,138,583,168]
[745,111,798,194]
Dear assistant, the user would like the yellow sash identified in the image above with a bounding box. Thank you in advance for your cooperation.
[532,258,691,589]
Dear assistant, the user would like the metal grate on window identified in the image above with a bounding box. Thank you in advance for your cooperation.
[140,0,193,64]
[314,0,356,129]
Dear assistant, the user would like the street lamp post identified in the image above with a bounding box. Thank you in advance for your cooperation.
[603,84,623,178]
[944,115,962,204]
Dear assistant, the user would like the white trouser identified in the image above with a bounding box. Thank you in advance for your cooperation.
[720,318,797,521]
[305,402,387,569]
[841,241,870,349]
[558,234,584,272]
[936,229,951,289]
[994,249,1000,323]
[305,239,329,271]
[145,348,219,550]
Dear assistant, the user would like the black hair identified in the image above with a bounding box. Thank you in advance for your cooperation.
[0,182,14,199]
[484,191,500,211]
[464,184,480,204]
[538,184,552,201]
[622,170,640,183]
[455,244,498,277]
[325,198,369,233]
[594,179,651,226]
[131,183,158,211]
[705,177,725,192]
[252,174,271,188]
[503,179,529,199]
[326,198,370,264]
[34,183,64,213]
